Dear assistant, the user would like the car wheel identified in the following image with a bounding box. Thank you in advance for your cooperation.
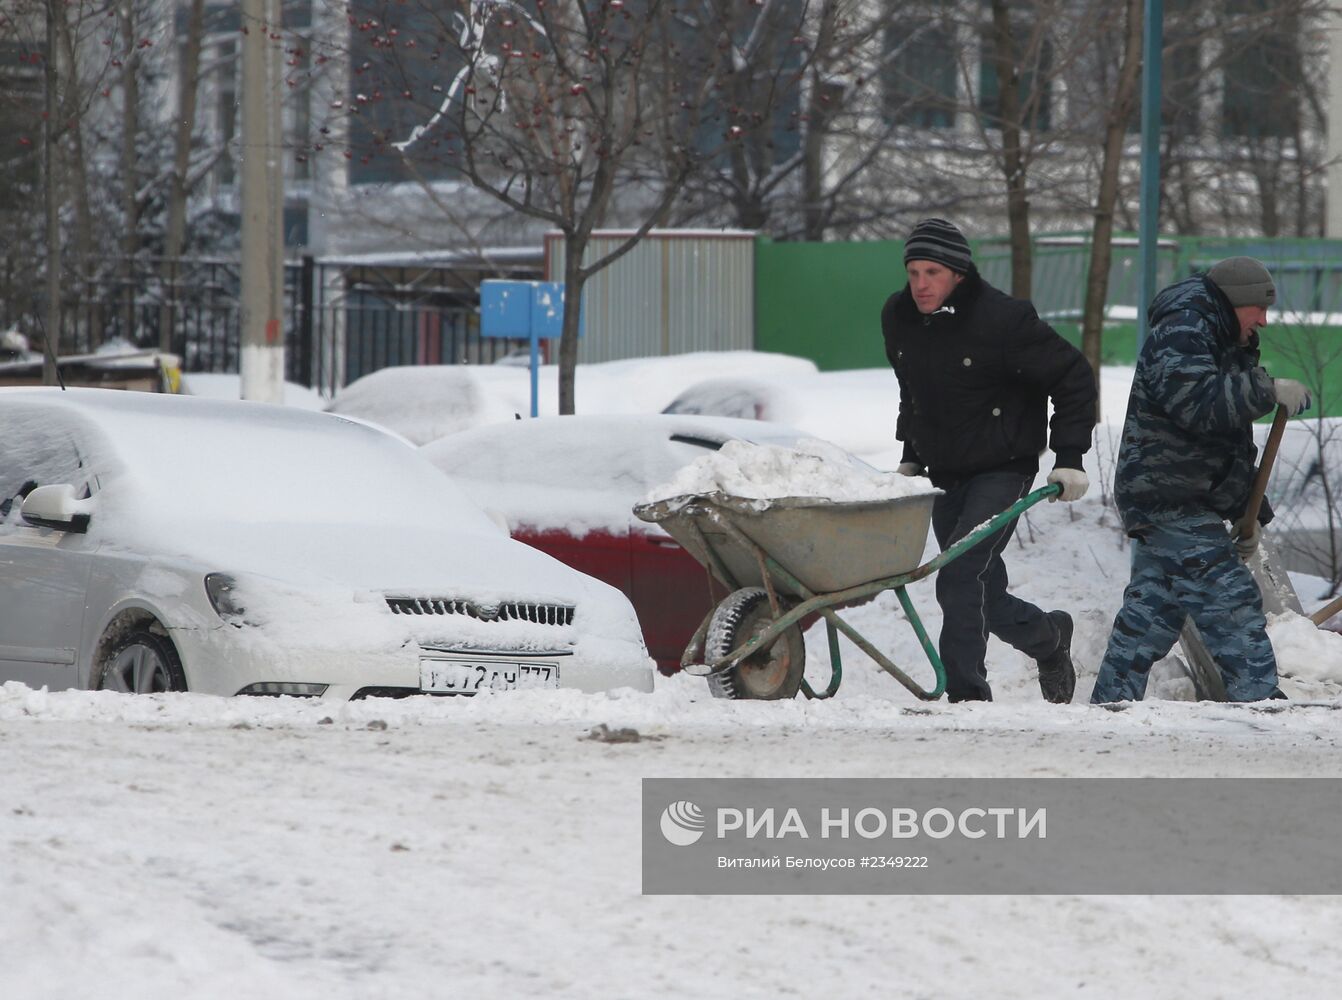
[96,628,187,694]
[705,587,805,700]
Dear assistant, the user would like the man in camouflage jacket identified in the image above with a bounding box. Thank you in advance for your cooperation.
[1090,257,1312,703]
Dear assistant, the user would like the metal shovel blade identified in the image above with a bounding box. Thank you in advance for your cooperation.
[1176,538,1301,701]
[1247,534,1304,617]
[1177,620,1227,702]
[1176,406,1304,700]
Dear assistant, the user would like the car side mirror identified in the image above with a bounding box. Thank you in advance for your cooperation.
[20,484,93,533]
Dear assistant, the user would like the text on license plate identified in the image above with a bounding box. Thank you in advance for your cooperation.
[420,658,560,693]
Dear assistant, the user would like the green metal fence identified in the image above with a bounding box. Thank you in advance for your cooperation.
[754,233,1342,416]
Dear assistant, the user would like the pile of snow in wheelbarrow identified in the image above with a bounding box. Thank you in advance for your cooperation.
[646,437,937,503]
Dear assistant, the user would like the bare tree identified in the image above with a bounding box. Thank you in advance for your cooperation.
[41,0,61,381]
[1,3,58,359]
[983,0,1037,297]
[340,0,807,412]
[669,0,891,241]
[1151,0,1330,239]
[1077,0,1143,395]
[158,0,207,352]
[0,1,186,362]
[116,1,146,345]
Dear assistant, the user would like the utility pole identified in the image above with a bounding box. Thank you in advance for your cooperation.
[239,0,285,402]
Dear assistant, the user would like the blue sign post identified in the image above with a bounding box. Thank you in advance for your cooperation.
[480,280,582,417]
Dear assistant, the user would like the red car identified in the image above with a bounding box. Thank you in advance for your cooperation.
[421,414,811,673]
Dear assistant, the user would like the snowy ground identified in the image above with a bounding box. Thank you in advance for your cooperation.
[6,360,1342,996]
[5,684,1342,1000]
[6,490,1342,997]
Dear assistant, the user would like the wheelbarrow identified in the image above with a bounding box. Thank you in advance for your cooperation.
[632,483,1061,700]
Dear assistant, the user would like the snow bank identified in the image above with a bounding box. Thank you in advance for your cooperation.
[644,437,938,503]
[180,372,327,410]
[1269,611,1342,688]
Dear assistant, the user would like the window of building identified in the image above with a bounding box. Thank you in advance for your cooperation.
[978,23,1053,132]
[347,0,462,186]
[1160,36,1201,137]
[202,1,315,189]
[1221,18,1300,139]
[883,20,958,128]
[290,40,311,183]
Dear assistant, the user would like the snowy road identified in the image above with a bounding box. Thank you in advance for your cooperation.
[4,683,1342,1000]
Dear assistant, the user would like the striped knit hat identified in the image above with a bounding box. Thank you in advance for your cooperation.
[903,218,972,274]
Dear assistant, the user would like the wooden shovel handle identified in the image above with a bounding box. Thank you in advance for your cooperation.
[1311,593,1342,627]
[1237,405,1289,536]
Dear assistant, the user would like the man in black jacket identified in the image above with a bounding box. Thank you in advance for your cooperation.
[882,218,1098,703]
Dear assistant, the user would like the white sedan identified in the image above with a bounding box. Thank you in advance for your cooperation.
[0,387,653,699]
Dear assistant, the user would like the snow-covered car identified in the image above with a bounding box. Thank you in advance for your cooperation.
[325,365,521,445]
[179,371,327,410]
[324,352,820,446]
[422,414,831,672]
[661,369,901,462]
[0,388,653,699]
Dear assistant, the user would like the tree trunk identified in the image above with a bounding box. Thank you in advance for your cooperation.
[989,0,1031,298]
[53,2,95,351]
[801,2,838,241]
[1080,0,1144,418]
[1253,143,1282,238]
[160,0,207,352]
[1294,115,1309,236]
[42,0,61,383]
[118,2,142,346]
[558,234,585,415]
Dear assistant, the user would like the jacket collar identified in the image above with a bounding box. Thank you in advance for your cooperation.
[895,264,983,322]
[1148,274,1241,348]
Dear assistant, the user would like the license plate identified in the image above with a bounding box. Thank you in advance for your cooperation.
[420,658,560,694]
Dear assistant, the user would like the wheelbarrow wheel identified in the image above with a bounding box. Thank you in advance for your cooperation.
[705,587,806,700]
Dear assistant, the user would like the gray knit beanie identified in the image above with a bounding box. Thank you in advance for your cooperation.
[1207,256,1276,308]
[903,218,972,274]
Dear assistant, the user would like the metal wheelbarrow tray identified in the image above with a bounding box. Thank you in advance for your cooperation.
[633,484,1059,702]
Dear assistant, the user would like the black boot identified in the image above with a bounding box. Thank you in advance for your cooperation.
[1037,610,1076,704]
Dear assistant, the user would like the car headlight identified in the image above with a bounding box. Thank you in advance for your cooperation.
[205,572,247,627]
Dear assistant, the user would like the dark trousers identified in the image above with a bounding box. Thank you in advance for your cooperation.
[931,471,1058,702]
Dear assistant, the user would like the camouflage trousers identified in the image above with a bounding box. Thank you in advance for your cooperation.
[1090,513,1279,703]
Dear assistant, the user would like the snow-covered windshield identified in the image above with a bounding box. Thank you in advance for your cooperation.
[64,392,493,530]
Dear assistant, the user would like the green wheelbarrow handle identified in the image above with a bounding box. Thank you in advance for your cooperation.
[707,482,1064,701]
[908,482,1062,585]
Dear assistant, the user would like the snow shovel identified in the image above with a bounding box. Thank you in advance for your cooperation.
[1311,594,1342,629]
[1178,405,1302,700]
